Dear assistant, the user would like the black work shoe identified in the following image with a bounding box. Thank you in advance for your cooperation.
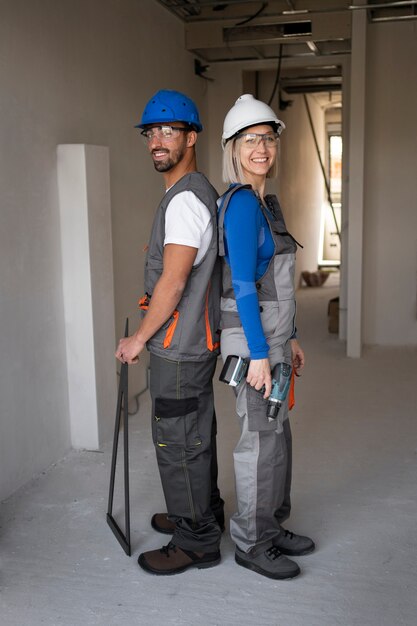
[273,528,315,556]
[235,545,300,580]
[151,513,225,535]
[138,542,221,576]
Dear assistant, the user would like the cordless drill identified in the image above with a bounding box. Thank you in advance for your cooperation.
[219,356,292,421]
[266,362,292,421]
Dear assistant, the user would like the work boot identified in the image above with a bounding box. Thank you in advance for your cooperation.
[273,528,315,556]
[151,512,225,535]
[151,513,176,535]
[235,545,300,580]
[138,541,221,576]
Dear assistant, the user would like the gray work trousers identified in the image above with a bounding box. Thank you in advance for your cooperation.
[149,353,222,553]
[221,327,293,554]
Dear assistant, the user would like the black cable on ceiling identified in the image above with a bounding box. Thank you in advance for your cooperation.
[303,94,341,242]
[235,2,268,26]
[267,43,283,106]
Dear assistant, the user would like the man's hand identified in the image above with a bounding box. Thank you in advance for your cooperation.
[115,334,145,365]
[290,338,305,375]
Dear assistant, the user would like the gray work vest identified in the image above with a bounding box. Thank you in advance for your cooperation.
[142,172,221,361]
[218,184,299,345]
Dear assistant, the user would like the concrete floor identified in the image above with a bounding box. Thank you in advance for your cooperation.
[1,275,417,626]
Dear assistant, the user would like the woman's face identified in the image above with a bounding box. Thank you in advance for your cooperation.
[237,124,277,183]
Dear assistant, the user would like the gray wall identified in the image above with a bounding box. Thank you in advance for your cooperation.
[275,93,325,289]
[0,0,210,500]
[363,21,417,345]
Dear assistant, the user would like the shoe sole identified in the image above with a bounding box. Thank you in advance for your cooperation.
[235,553,300,580]
[138,554,221,576]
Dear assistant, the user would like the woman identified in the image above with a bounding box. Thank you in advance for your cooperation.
[218,94,315,580]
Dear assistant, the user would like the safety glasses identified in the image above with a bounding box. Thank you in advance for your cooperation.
[140,125,190,143]
[236,132,279,148]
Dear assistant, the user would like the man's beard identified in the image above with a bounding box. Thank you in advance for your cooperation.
[152,144,186,172]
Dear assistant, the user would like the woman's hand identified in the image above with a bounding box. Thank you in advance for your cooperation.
[246,358,271,399]
[290,339,305,375]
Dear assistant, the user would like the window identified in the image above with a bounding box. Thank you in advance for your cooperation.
[318,128,342,267]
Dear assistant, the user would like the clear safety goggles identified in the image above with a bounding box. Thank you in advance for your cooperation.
[140,125,190,143]
[236,131,280,148]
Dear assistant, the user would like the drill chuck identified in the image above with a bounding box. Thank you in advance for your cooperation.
[266,398,281,421]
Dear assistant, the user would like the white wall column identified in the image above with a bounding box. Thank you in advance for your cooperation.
[57,144,117,449]
[346,7,367,357]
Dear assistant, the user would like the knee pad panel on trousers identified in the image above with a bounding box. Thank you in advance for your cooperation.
[153,396,202,447]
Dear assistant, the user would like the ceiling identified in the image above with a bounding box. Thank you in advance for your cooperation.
[154,1,417,99]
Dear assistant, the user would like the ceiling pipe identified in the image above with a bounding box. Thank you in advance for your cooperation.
[349,0,417,9]
[160,0,417,12]
[371,14,417,21]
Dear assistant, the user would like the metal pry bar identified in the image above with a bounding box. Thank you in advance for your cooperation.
[106,318,131,556]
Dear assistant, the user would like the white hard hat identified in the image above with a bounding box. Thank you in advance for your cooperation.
[222,94,285,148]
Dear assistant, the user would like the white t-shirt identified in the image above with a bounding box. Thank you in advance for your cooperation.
[164,190,213,265]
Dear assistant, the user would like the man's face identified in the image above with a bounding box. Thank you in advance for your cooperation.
[143,122,190,173]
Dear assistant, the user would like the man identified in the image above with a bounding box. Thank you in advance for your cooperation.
[115,90,224,575]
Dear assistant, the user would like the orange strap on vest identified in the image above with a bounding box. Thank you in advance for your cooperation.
[163,311,179,349]
[138,293,179,350]
[138,293,150,311]
[139,290,217,352]
[205,284,220,352]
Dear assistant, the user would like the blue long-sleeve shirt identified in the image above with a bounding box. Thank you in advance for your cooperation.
[222,188,274,359]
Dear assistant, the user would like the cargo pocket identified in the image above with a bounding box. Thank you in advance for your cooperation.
[153,397,202,447]
[246,384,277,432]
[259,302,280,337]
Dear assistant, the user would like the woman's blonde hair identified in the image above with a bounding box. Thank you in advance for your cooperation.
[222,135,278,184]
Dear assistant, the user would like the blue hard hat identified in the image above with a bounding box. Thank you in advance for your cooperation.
[136,89,203,132]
